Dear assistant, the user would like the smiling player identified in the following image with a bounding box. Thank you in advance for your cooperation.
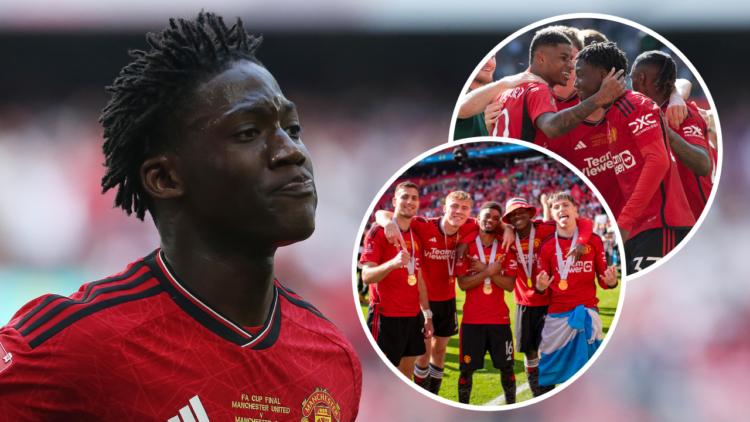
[489,27,626,148]
[535,192,617,387]
[0,12,361,422]
[574,42,695,273]
[376,191,476,395]
[454,202,517,404]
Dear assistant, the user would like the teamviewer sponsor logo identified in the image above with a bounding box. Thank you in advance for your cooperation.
[582,150,635,177]
[168,395,210,422]
[423,247,455,260]
[628,113,659,136]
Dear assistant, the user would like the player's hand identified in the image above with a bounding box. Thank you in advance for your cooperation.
[469,256,487,273]
[567,242,586,263]
[391,247,411,269]
[384,222,400,245]
[600,265,618,288]
[423,318,434,339]
[593,68,627,106]
[540,192,548,206]
[504,71,547,87]
[485,98,506,134]
[536,270,554,291]
[618,227,630,243]
[456,242,470,260]
[487,259,504,275]
[693,101,715,130]
[666,93,687,129]
[501,224,515,251]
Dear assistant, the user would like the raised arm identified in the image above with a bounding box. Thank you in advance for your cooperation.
[361,246,410,285]
[665,79,692,129]
[535,68,626,139]
[666,126,711,177]
[458,71,547,118]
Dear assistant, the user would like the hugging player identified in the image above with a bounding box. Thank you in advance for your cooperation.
[0,12,361,422]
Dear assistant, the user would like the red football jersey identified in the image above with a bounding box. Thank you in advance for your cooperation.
[660,99,716,220]
[454,240,510,325]
[0,250,362,422]
[360,225,422,317]
[549,117,626,218]
[536,232,612,314]
[555,91,580,111]
[606,91,695,238]
[411,216,477,302]
[490,82,558,148]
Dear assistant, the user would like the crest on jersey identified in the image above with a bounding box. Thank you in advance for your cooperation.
[464,355,471,363]
[585,244,593,255]
[609,127,617,143]
[0,340,12,375]
[301,389,341,422]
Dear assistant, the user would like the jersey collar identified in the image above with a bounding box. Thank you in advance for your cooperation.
[144,249,281,349]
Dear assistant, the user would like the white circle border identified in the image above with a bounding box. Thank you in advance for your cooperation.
[350,137,628,411]
[448,13,723,282]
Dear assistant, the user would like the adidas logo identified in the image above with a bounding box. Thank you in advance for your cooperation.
[574,141,587,150]
[168,395,210,422]
[429,237,437,243]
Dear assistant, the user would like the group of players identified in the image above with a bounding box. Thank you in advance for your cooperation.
[360,182,618,405]
[456,25,717,275]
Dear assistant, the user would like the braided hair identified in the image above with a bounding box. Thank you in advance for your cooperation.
[632,50,676,96]
[576,41,628,75]
[100,11,263,220]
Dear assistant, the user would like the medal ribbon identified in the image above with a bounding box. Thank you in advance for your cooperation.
[555,227,579,283]
[393,217,415,275]
[475,235,498,286]
[514,224,535,284]
[440,218,456,279]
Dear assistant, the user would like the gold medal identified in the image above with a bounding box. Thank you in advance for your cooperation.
[559,279,568,290]
[483,284,492,295]
[527,277,532,288]
[407,274,417,286]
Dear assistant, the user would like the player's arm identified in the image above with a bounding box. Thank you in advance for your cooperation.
[535,253,553,294]
[541,192,550,221]
[535,69,627,139]
[361,247,410,284]
[593,237,618,289]
[373,210,401,244]
[458,71,547,118]
[568,217,594,263]
[617,140,670,242]
[457,257,511,291]
[418,270,434,338]
[665,79,692,129]
[665,125,711,177]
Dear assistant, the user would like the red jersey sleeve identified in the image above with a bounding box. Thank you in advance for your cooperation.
[454,243,475,276]
[527,85,559,126]
[359,227,385,264]
[619,98,663,149]
[503,252,518,278]
[677,107,709,147]
[617,140,669,232]
[591,235,611,289]
[575,217,593,246]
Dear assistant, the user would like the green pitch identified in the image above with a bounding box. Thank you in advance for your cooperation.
[360,280,620,406]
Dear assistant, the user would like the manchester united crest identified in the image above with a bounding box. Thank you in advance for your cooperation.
[301,389,341,422]
[609,126,617,143]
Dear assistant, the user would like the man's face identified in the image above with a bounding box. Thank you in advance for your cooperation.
[550,198,578,229]
[479,208,501,234]
[393,187,419,219]
[474,56,496,85]
[506,208,531,232]
[540,43,575,87]
[175,60,316,246]
[443,198,472,228]
[574,60,605,102]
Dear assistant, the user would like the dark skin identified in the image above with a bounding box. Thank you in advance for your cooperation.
[631,63,711,177]
[506,207,586,262]
[140,60,317,327]
[530,43,627,139]
[457,208,515,292]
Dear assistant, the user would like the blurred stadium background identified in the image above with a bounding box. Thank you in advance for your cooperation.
[0,4,748,421]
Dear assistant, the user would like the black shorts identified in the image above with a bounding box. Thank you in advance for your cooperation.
[367,308,426,367]
[625,227,690,274]
[429,299,459,338]
[459,323,514,370]
[514,304,549,354]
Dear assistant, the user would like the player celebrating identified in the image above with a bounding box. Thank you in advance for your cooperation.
[0,12,362,422]
[630,51,716,220]
[489,27,626,147]
[535,192,618,387]
[501,196,593,396]
[454,202,517,405]
[574,41,696,274]
[360,182,433,379]
[376,191,476,395]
